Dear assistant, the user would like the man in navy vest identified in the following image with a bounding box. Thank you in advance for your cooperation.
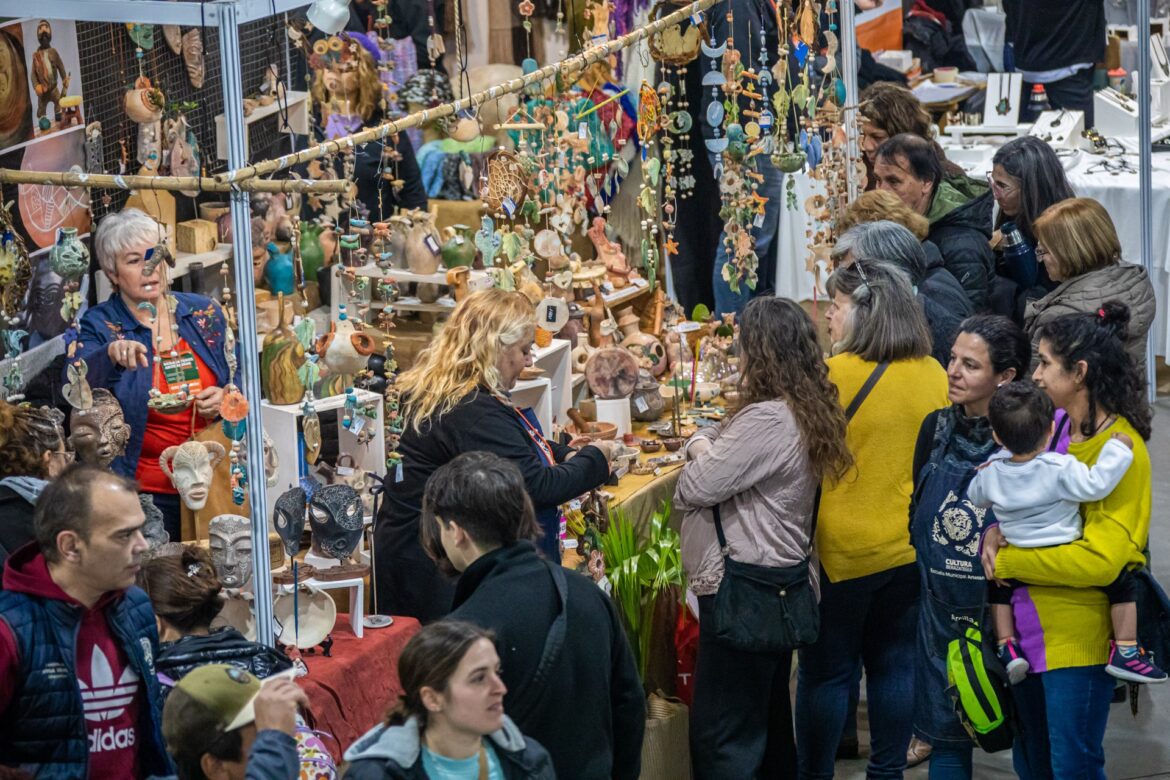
[0,464,171,778]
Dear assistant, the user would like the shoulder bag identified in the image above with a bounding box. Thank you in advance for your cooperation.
[709,362,889,653]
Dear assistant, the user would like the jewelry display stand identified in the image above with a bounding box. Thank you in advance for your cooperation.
[1028,110,1086,149]
[984,73,1024,127]
[1095,87,1142,138]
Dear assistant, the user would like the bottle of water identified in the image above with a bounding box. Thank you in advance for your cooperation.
[1028,85,1051,120]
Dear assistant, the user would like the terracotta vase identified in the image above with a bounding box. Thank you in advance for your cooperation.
[571,332,594,374]
[617,306,667,377]
[404,210,441,275]
[260,293,306,405]
[441,224,477,269]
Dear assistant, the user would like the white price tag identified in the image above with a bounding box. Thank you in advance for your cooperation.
[753,213,765,228]
[634,396,649,413]
[631,277,649,288]
[336,466,355,477]
[578,122,589,139]
[562,538,579,550]
[349,416,367,436]
[424,234,441,255]
[568,499,582,511]
[455,235,465,245]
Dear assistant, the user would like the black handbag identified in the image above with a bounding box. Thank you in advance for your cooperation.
[708,362,889,653]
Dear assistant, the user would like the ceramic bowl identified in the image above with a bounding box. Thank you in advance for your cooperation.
[640,439,662,453]
[661,437,684,452]
[659,385,680,412]
[565,421,618,441]
[694,382,721,403]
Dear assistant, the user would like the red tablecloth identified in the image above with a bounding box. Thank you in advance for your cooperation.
[299,615,421,754]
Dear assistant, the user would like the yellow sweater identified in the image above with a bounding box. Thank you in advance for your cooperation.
[996,416,1151,671]
[818,353,949,582]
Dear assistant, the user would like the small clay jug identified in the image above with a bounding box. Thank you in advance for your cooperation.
[404,209,441,275]
[630,370,665,422]
[299,222,326,281]
[441,223,477,269]
[260,293,306,405]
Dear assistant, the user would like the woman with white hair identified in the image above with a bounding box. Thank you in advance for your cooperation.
[835,220,969,366]
[75,208,231,539]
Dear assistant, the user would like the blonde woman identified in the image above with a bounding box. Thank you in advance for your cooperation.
[373,290,620,621]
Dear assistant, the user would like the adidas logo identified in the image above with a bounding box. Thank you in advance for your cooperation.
[89,725,136,753]
[78,647,139,722]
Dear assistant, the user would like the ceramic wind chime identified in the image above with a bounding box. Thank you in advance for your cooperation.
[0,200,31,399]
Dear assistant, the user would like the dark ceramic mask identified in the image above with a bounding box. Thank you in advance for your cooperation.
[309,484,363,562]
[273,486,307,558]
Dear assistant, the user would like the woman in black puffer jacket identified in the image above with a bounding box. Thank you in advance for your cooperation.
[137,546,292,688]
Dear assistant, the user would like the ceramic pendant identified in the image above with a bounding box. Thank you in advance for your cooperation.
[707,100,724,127]
[790,83,809,111]
[673,111,693,134]
[85,122,105,174]
[182,29,205,89]
[302,401,323,464]
[701,69,726,87]
[163,24,182,55]
[126,23,155,50]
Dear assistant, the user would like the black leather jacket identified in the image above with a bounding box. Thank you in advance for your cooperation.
[157,627,292,686]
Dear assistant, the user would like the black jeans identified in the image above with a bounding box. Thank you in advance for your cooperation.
[691,595,797,779]
[1023,68,1096,126]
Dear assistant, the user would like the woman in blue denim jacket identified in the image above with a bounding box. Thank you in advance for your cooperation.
[75,209,232,539]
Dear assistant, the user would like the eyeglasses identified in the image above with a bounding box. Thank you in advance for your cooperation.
[985,172,1016,196]
[1035,246,1051,260]
[51,449,75,464]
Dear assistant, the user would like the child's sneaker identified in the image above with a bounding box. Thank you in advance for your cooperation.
[997,639,1030,685]
[1106,641,1168,683]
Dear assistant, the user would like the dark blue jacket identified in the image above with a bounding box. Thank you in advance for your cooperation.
[73,292,232,478]
[0,545,172,778]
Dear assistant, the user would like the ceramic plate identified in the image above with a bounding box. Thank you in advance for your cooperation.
[363,614,394,629]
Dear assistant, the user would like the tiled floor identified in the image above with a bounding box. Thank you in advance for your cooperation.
[834,396,1170,780]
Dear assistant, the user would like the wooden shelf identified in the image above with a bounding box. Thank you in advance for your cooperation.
[214,90,311,160]
[345,263,490,286]
[388,296,457,313]
[601,281,652,307]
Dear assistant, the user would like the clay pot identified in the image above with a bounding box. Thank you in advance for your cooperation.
[565,421,618,440]
[441,224,477,268]
[316,313,377,378]
[617,307,667,377]
[404,210,441,275]
[639,439,662,453]
[387,216,411,269]
[662,437,684,451]
[630,371,665,422]
[570,332,593,374]
[263,243,295,296]
[198,201,230,223]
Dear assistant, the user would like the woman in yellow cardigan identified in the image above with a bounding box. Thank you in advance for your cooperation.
[795,261,949,779]
[983,302,1152,779]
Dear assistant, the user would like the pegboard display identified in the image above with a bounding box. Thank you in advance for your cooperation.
[77,13,300,219]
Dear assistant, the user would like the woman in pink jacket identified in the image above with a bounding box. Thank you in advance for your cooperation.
[676,296,853,779]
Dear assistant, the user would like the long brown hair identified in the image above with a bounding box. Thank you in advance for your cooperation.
[735,297,853,483]
[384,620,496,728]
[136,546,223,634]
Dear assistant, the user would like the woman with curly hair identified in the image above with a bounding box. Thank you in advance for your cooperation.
[373,289,620,621]
[676,296,853,779]
[796,261,949,779]
[0,399,71,563]
[983,302,1153,777]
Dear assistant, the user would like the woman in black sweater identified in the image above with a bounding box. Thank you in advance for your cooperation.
[373,290,620,622]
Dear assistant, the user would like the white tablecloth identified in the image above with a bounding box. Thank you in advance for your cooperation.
[773,154,1170,358]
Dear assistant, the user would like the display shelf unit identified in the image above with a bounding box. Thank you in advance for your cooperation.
[531,339,572,431]
[215,90,311,160]
[328,263,493,320]
[261,388,386,517]
[95,244,234,300]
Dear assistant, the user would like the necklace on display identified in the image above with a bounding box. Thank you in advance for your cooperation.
[994,77,1012,116]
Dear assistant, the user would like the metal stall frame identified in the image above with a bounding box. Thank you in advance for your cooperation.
[0,0,315,646]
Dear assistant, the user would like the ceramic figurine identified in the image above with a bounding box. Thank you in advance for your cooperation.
[48,227,89,282]
[585,281,615,348]
[298,220,326,281]
[570,332,594,374]
[208,514,253,589]
[588,217,634,288]
[260,293,306,405]
[68,388,131,467]
[308,483,365,563]
[316,307,377,378]
[475,216,502,269]
[404,209,441,275]
[159,440,226,511]
[440,224,477,268]
[263,242,295,295]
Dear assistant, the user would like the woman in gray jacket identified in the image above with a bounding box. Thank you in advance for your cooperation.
[676,297,853,780]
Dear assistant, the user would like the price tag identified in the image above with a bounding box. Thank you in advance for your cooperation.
[578,122,589,139]
[349,416,367,436]
[691,11,704,24]
[568,499,582,511]
[424,234,441,256]
[562,538,579,550]
[634,396,649,413]
[753,213,766,228]
[455,235,465,245]
[630,277,649,288]
[336,465,355,476]
[502,197,517,217]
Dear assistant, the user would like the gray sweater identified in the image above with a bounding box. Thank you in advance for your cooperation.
[675,400,819,597]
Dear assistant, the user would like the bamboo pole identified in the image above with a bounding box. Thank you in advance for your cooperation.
[0,168,350,194]
[215,0,719,185]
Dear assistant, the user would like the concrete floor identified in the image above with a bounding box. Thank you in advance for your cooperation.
[835,396,1170,780]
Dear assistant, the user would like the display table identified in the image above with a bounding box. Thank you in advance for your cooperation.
[299,616,421,753]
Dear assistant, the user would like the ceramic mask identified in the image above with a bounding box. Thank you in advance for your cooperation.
[273,486,306,558]
[69,388,131,467]
[263,431,279,488]
[209,514,253,589]
[159,440,226,511]
[308,484,364,562]
[139,493,171,551]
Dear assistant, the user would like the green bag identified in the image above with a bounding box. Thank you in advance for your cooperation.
[945,625,1016,753]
